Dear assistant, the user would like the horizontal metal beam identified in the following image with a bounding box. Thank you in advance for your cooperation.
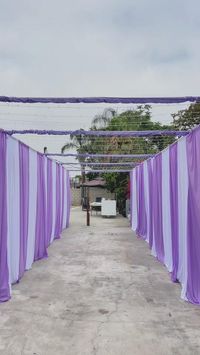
[47,153,153,158]
[61,162,139,166]
[5,129,189,137]
[66,169,131,173]
[0,96,199,104]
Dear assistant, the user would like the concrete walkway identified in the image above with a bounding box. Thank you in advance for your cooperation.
[1,208,200,355]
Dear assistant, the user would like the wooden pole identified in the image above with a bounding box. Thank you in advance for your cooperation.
[86,187,90,226]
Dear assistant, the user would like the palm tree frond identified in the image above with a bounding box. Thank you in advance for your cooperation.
[61,142,78,153]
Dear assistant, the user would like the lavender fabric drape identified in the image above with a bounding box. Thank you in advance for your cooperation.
[136,165,147,238]
[60,168,65,232]
[0,134,71,303]
[0,133,10,302]
[34,154,48,261]
[51,161,57,243]
[152,154,164,262]
[19,143,29,279]
[169,143,179,282]
[129,124,200,304]
[186,127,200,304]
[147,159,154,249]
[66,173,70,227]
[130,170,138,231]
[6,137,20,284]
[177,138,188,300]
[54,164,62,238]
[143,161,150,243]
[62,171,67,229]
[129,172,133,227]
[162,149,173,272]
[26,149,37,270]
[46,159,53,247]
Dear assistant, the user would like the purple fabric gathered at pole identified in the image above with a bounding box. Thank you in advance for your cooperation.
[60,168,65,232]
[5,129,189,137]
[66,172,71,228]
[152,155,164,261]
[136,165,147,238]
[34,154,48,261]
[0,95,199,104]
[54,164,62,239]
[62,162,139,166]
[186,127,200,304]
[76,170,132,173]
[169,143,179,282]
[47,153,153,158]
[147,159,153,249]
[46,159,53,247]
[19,143,29,279]
[0,133,10,302]
[152,154,164,263]
[129,172,133,228]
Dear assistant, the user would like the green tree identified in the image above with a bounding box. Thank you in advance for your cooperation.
[91,108,116,130]
[61,129,90,184]
[63,106,174,214]
[101,172,129,215]
[172,102,200,130]
[107,105,173,153]
[89,105,173,214]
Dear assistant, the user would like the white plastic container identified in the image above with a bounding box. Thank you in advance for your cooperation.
[101,200,116,217]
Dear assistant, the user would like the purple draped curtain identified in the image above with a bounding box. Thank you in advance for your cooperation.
[186,127,200,304]
[152,154,164,263]
[66,172,71,228]
[46,159,53,247]
[136,165,147,238]
[129,172,133,227]
[0,133,10,302]
[34,154,48,261]
[19,143,29,279]
[147,159,153,249]
[54,164,61,238]
[60,168,64,231]
[169,143,179,282]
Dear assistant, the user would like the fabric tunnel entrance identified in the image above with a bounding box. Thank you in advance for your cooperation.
[0,96,200,306]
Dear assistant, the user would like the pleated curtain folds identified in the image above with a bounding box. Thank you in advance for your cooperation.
[130,125,200,305]
[0,133,71,302]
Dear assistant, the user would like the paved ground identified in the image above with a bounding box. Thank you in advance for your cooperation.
[1,208,200,355]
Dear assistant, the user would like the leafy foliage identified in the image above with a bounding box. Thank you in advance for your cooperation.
[88,105,173,214]
[61,129,89,183]
[106,105,174,153]
[91,108,116,130]
[172,103,200,130]
[101,172,129,214]
[62,105,176,214]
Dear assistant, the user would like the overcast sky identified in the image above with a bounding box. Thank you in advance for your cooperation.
[0,0,199,96]
[0,0,198,173]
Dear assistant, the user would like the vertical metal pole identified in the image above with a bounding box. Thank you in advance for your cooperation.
[86,187,90,226]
